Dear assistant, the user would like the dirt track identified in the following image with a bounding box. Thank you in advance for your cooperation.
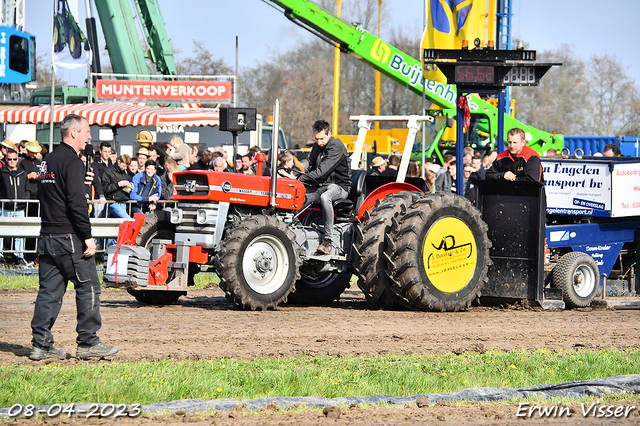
[2,284,640,425]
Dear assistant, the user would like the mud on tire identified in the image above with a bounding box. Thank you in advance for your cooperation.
[353,191,423,309]
[214,215,301,310]
[384,193,492,312]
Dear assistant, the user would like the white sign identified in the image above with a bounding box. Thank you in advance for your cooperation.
[6,123,36,142]
[611,163,640,217]
[542,159,611,216]
[106,253,129,276]
[156,124,184,134]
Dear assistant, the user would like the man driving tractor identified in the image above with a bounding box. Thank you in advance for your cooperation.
[298,120,351,255]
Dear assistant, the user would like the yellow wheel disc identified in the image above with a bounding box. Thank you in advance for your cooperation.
[422,216,477,293]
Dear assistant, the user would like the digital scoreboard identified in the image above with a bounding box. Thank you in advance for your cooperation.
[423,48,559,88]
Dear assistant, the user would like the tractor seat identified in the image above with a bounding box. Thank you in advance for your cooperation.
[333,169,366,216]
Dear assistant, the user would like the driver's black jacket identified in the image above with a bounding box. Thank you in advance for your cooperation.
[299,137,351,192]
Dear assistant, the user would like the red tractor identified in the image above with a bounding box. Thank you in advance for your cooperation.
[103,108,492,311]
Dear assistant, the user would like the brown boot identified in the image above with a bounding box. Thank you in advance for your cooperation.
[317,239,332,255]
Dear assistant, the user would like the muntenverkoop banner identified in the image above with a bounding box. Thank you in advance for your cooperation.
[96,80,232,104]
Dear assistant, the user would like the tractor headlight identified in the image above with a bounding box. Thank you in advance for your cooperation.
[196,209,217,225]
[170,208,183,224]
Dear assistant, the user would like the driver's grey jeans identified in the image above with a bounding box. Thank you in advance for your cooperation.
[305,184,349,243]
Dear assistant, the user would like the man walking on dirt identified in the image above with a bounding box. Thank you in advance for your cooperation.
[299,120,351,255]
[30,114,119,361]
[485,128,543,182]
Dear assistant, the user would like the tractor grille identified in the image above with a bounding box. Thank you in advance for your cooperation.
[174,201,227,249]
[175,202,219,234]
[175,173,209,196]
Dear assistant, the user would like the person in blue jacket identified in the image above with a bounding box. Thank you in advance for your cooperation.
[130,159,161,213]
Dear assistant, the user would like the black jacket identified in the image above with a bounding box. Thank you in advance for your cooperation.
[161,171,173,200]
[189,158,212,171]
[299,137,351,191]
[102,162,132,203]
[18,155,41,199]
[381,167,398,177]
[38,142,92,240]
[0,167,28,210]
[93,157,113,181]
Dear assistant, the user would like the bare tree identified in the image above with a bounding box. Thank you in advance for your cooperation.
[34,51,69,90]
[175,41,233,76]
[512,44,589,135]
[585,54,637,135]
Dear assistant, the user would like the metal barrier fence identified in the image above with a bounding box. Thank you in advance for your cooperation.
[0,199,177,257]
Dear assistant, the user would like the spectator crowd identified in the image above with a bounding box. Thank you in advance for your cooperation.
[0,124,621,263]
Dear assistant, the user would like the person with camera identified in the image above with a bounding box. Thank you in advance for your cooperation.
[102,154,134,219]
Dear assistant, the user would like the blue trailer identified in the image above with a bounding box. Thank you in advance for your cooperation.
[542,156,640,308]
[563,136,640,157]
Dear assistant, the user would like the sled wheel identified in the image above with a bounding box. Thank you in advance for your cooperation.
[353,191,422,309]
[385,193,492,312]
[126,289,186,305]
[214,215,301,310]
[551,251,599,308]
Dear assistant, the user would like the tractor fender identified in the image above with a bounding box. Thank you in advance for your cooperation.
[357,182,424,221]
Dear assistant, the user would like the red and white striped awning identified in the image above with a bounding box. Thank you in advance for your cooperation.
[0,102,220,127]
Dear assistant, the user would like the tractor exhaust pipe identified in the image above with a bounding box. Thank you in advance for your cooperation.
[270,99,281,207]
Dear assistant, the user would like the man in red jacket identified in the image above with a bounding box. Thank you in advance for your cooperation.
[486,128,543,182]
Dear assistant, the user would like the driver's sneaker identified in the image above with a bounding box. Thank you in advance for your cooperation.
[76,342,119,359]
[30,346,66,361]
[317,239,332,255]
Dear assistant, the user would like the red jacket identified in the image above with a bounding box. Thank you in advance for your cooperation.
[486,145,543,182]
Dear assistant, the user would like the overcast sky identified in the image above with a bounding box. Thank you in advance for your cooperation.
[25,0,640,90]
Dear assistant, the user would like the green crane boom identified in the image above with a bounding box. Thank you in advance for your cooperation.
[94,0,177,78]
[265,0,562,153]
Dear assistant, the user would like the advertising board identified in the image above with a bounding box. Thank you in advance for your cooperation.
[611,162,640,217]
[96,80,232,103]
[542,159,611,217]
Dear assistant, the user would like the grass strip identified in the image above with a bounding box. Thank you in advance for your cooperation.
[1,349,638,407]
[0,272,219,290]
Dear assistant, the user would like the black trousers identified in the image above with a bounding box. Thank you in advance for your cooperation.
[31,233,102,349]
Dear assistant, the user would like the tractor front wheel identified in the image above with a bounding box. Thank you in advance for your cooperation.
[215,216,301,310]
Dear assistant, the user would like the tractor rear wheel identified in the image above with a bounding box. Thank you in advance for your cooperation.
[551,251,599,308]
[214,215,301,310]
[353,191,423,309]
[288,270,352,305]
[385,193,491,312]
[286,210,350,305]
